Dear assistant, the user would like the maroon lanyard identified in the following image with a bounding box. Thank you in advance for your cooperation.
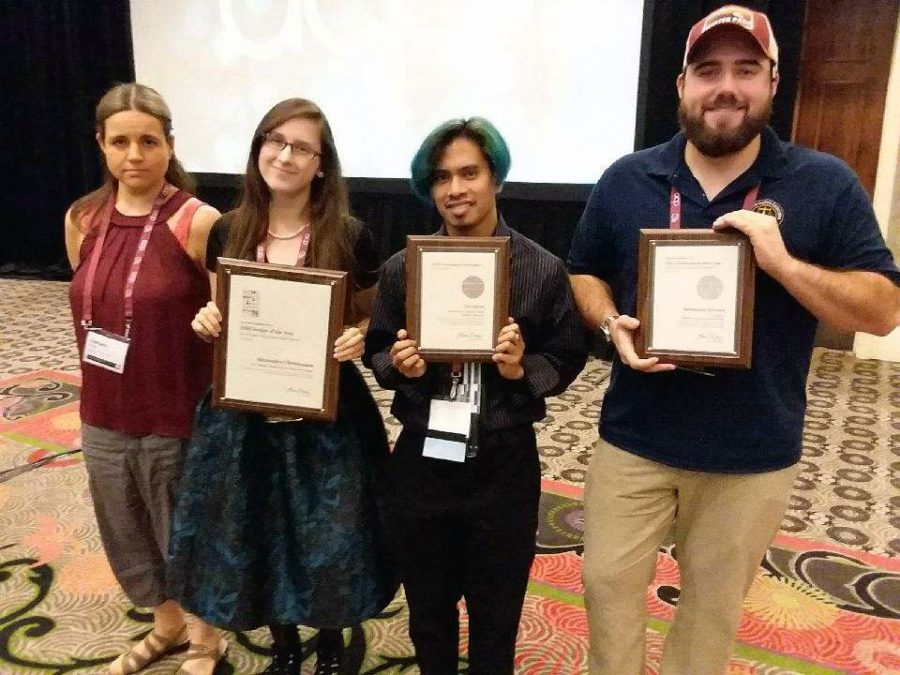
[81,184,172,338]
[256,226,312,266]
[669,184,760,229]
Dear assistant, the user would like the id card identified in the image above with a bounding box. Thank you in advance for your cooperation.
[423,398,472,463]
[82,329,130,374]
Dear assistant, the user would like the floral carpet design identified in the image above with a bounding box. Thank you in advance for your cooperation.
[1,279,898,674]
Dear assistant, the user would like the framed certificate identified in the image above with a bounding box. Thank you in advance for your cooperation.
[406,235,510,362]
[635,229,755,369]
[212,258,347,420]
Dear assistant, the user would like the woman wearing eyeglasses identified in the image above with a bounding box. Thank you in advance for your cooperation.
[166,98,397,675]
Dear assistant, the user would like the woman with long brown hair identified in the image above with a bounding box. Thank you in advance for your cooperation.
[65,83,221,674]
[167,98,397,675]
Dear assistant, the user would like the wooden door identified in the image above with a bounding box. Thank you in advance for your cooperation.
[792,0,898,197]
[792,0,898,349]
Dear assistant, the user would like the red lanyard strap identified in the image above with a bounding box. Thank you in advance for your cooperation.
[81,184,173,337]
[668,184,760,230]
[256,226,312,266]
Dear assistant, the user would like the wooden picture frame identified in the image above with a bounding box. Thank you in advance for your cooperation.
[406,236,510,362]
[635,229,755,369]
[212,258,347,420]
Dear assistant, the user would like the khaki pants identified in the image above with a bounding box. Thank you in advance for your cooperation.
[582,439,799,675]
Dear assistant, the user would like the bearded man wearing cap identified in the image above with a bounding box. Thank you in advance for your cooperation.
[566,5,899,674]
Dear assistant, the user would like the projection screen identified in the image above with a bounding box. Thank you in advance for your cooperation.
[130,0,644,184]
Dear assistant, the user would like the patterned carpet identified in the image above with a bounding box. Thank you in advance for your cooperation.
[1,278,898,674]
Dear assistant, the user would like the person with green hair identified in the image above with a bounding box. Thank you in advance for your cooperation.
[364,117,587,674]
[408,116,512,203]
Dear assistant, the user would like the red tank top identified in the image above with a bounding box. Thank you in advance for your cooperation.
[69,190,212,438]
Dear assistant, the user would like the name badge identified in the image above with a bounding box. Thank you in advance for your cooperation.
[82,329,131,374]
[423,398,472,463]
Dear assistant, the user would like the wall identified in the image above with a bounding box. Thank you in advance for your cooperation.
[854,17,900,361]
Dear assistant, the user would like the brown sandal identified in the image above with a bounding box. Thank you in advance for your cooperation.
[176,636,229,675]
[108,624,189,674]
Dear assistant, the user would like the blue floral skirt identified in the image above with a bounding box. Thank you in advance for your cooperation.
[167,362,398,630]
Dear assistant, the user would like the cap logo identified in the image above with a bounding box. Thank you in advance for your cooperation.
[703,9,755,33]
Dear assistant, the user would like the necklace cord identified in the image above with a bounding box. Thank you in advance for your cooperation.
[267,222,309,240]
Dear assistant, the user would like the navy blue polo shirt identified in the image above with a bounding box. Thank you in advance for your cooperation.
[567,127,899,473]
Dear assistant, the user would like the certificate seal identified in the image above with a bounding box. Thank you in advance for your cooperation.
[697,275,723,300]
[461,275,485,299]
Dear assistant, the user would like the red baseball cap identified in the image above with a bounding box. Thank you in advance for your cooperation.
[683,5,779,76]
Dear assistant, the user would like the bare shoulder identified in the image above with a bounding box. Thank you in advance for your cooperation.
[190,204,221,234]
[64,205,85,269]
[64,205,86,240]
[64,205,79,230]
[184,203,221,263]
[168,198,219,225]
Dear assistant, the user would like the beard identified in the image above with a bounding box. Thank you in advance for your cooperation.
[679,92,772,158]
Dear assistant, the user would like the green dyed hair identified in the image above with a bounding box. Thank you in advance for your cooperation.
[409,117,511,203]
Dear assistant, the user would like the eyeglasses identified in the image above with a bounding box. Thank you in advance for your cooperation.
[261,132,321,160]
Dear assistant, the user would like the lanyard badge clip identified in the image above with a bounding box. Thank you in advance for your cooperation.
[449,367,462,401]
[424,363,480,463]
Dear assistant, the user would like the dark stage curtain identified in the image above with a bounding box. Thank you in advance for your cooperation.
[352,189,589,264]
[197,177,589,266]
[0,0,134,278]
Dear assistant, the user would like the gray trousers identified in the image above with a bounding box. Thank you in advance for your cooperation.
[81,423,186,607]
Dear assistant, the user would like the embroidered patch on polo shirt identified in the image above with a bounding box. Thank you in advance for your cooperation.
[752,198,785,225]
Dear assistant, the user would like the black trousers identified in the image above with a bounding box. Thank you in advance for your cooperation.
[388,425,541,675]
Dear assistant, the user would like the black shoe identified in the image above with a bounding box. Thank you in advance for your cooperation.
[313,641,343,675]
[263,647,301,675]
